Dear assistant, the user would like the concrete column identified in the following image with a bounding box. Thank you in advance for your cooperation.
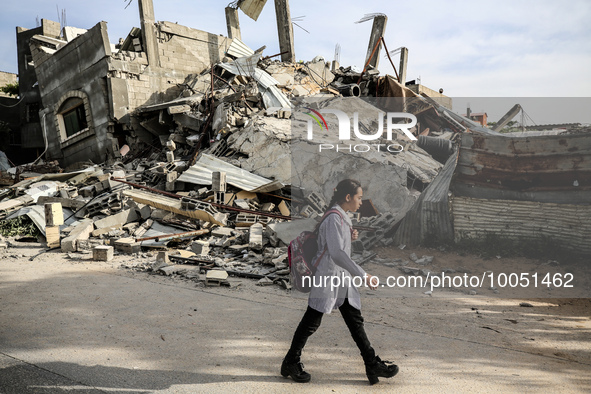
[398,47,408,84]
[364,15,388,70]
[274,0,296,63]
[225,7,242,40]
[138,0,158,67]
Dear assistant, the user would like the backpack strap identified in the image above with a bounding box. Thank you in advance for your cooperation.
[311,208,344,269]
[313,208,343,234]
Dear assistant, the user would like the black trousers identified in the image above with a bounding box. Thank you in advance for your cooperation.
[285,299,376,364]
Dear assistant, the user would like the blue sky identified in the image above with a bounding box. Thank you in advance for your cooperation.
[1,0,590,101]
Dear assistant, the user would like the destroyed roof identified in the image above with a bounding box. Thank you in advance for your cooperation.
[177,154,284,192]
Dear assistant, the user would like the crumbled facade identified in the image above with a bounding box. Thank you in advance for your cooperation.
[28,0,232,166]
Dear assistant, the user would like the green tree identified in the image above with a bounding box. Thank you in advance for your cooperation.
[0,82,19,97]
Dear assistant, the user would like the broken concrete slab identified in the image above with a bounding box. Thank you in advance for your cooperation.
[92,225,123,237]
[61,219,94,253]
[267,218,317,245]
[124,189,228,226]
[206,269,229,281]
[211,227,233,237]
[93,209,139,230]
[114,237,141,254]
[249,223,263,250]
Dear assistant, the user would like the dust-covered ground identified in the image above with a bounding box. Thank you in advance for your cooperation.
[0,241,589,393]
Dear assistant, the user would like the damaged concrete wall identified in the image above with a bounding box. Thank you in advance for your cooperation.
[32,21,115,165]
[16,19,61,149]
[109,21,233,117]
[30,13,232,166]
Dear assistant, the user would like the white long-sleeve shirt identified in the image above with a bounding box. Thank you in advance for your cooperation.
[308,204,367,313]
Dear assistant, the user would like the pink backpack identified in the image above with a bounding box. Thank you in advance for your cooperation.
[288,209,343,292]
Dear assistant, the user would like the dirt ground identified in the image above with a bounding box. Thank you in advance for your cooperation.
[1,240,590,392]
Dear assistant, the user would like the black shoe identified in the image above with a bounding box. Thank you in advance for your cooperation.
[281,358,311,383]
[365,356,399,385]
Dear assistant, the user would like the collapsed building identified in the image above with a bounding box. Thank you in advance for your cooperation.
[0,0,589,289]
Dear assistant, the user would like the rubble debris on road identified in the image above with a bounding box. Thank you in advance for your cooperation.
[4,0,586,294]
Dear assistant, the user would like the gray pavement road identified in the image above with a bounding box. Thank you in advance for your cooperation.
[0,247,589,393]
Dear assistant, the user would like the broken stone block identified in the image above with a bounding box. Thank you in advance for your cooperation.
[166,151,175,163]
[133,219,153,237]
[166,140,177,151]
[206,269,228,281]
[214,191,225,204]
[78,185,95,198]
[92,225,123,237]
[93,245,114,262]
[211,227,233,237]
[256,276,274,286]
[114,237,141,254]
[61,219,94,253]
[212,172,227,192]
[156,251,170,264]
[249,223,263,250]
[111,170,126,179]
[159,265,182,276]
[299,205,318,218]
[278,200,290,216]
[233,199,250,210]
[44,203,64,227]
[94,209,139,230]
[45,225,61,248]
[165,181,177,191]
[261,202,275,212]
[166,171,178,183]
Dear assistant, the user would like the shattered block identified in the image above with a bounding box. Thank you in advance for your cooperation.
[212,227,233,237]
[114,238,141,254]
[214,192,225,204]
[235,214,271,227]
[156,251,170,264]
[300,205,319,218]
[261,203,275,212]
[166,171,178,183]
[249,223,264,250]
[61,219,94,253]
[44,203,64,226]
[86,192,123,217]
[278,200,290,216]
[307,192,327,213]
[93,245,114,262]
[165,181,176,191]
[212,172,227,192]
[166,151,175,163]
[166,140,176,151]
[191,240,210,255]
[45,226,60,248]
[93,209,139,230]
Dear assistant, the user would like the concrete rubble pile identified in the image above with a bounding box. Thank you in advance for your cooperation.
[0,3,484,288]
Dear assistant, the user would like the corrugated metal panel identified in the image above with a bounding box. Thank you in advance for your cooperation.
[451,196,591,255]
[261,85,291,110]
[239,0,268,21]
[177,153,283,192]
[219,55,291,109]
[226,38,255,58]
[452,131,591,203]
[394,151,458,245]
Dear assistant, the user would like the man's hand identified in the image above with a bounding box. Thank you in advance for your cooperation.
[351,229,359,241]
